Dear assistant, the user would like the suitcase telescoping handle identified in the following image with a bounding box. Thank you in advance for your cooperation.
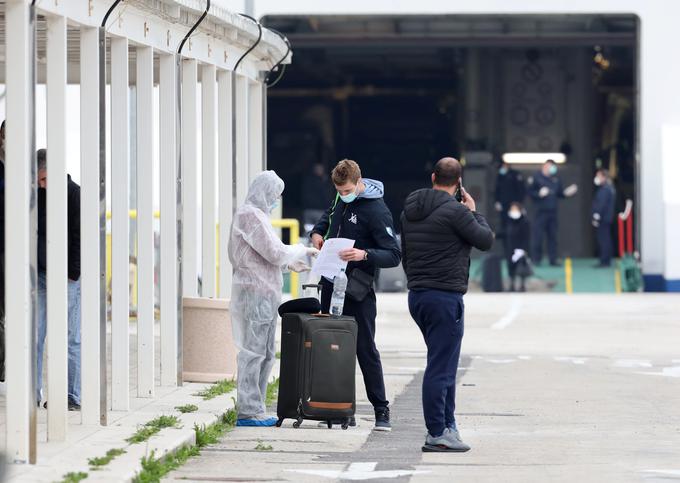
[302,283,322,295]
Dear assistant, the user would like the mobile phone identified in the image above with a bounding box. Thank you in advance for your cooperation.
[455,183,464,202]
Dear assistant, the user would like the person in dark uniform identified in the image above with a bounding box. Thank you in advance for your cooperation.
[494,161,526,254]
[591,169,616,267]
[506,202,532,292]
[311,159,401,432]
[528,159,578,266]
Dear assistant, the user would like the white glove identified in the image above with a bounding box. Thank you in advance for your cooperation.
[288,260,311,273]
[539,187,550,198]
[512,249,526,264]
[305,247,320,258]
[592,219,600,228]
[494,202,503,212]
[563,184,578,197]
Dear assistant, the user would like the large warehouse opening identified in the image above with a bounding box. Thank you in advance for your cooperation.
[263,14,638,262]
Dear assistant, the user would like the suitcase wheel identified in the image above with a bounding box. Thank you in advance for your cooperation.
[293,417,303,429]
[326,420,333,429]
[341,418,350,430]
[275,418,283,428]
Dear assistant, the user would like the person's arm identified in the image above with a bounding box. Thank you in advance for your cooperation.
[239,210,307,267]
[399,212,408,272]
[365,204,401,268]
[68,183,81,281]
[451,205,495,251]
[527,176,541,200]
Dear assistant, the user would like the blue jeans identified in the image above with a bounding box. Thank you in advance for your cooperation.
[37,272,81,405]
[408,289,464,438]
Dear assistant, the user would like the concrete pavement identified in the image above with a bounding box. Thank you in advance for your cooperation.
[165,293,680,482]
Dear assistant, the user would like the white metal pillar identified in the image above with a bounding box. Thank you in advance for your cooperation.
[80,26,106,426]
[46,13,69,440]
[217,70,233,299]
[111,36,130,411]
[159,54,179,386]
[136,45,155,397]
[248,79,264,182]
[201,64,217,298]
[234,74,249,206]
[5,0,37,463]
[181,59,199,297]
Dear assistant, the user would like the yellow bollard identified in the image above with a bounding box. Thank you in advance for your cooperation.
[271,219,301,298]
[565,257,573,294]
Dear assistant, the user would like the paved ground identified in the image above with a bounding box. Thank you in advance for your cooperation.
[165,293,680,483]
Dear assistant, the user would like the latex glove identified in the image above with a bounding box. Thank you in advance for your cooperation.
[305,247,320,258]
[592,219,600,228]
[494,202,503,212]
[539,186,550,198]
[512,249,526,264]
[288,260,311,273]
[563,184,578,197]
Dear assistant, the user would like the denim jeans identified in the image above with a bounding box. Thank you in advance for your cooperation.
[37,272,82,405]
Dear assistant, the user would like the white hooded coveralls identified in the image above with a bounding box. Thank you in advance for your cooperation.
[228,171,307,419]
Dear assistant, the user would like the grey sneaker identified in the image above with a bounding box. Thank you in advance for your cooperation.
[422,428,471,452]
[374,407,391,432]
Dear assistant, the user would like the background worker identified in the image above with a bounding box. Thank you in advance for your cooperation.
[591,169,616,267]
[528,159,578,266]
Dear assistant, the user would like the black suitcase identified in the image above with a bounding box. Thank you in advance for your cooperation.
[276,313,358,429]
[481,254,504,292]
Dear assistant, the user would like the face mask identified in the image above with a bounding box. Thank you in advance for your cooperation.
[594,176,603,186]
[339,187,358,204]
[549,165,558,176]
[499,167,508,175]
[270,199,281,213]
[508,210,522,220]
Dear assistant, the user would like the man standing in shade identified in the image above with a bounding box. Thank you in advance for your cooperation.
[494,160,525,254]
[401,157,494,452]
[591,169,616,267]
[528,159,578,266]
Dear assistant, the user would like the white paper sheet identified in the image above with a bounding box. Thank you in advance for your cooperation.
[310,238,355,279]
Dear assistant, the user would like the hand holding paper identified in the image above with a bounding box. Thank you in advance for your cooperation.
[310,238,355,279]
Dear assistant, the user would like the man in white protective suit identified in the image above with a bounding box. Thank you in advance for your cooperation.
[229,171,318,427]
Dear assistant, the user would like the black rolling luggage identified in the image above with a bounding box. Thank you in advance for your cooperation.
[276,313,358,429]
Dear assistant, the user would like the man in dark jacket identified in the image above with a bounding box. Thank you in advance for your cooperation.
[401,157,494,452]
[311,159,401,431]
[494,161,525,254]
[591,169,616,267]
[527,159,578,266]
[36,148,82,410]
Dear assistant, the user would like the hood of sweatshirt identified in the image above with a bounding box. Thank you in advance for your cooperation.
[358,178,384,200]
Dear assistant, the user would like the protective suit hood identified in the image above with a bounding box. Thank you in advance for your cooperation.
[245,171,284,213]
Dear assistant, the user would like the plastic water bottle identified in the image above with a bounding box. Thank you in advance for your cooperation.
[330,269,348,317]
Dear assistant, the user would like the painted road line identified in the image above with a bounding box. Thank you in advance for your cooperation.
[286,461,431,480]
[554,356,588,365]
[565,257,573,293]
[491,296,522,330]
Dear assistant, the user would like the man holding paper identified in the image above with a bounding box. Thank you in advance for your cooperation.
[311,159,401,432]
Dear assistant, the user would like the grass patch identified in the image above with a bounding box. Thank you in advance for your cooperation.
[61,472,88,483]
[194,408,238,448]
[255,441,273,451]
[88,448,126,469]
[132,446,199,483]
[126,415,180,444]
[266,377,279,406]
[193,379,236,400]
[175,404,198,414]
[275,351,281,359]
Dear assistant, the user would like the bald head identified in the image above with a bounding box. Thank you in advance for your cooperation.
[433,157,462,187]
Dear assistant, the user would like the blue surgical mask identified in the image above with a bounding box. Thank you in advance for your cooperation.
[549,165,558,176]
[340,190,357,204]
[499,167,508,175]
[270,199,280,212]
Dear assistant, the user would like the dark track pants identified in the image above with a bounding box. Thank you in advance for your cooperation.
[321,280,389,410]
[408,289,464,438]
[532,210,558,264]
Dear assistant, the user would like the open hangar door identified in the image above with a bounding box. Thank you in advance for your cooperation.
[263,15,637,260]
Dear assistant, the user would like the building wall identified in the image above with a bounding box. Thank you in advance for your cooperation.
[251,0,680,290]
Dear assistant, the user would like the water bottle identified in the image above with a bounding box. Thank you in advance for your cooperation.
[330,269,348,317]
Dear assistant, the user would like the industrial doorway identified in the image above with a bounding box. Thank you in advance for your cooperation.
[263,14,638,265]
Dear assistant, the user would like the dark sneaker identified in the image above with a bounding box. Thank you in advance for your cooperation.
[68,400,81,411]
[374,407,391,432]
[423,428,471,452]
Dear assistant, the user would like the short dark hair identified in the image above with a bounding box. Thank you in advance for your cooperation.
[332,159,361,185]
[37,148,47,171]
[433,157,461,187]
[545,159,556,165]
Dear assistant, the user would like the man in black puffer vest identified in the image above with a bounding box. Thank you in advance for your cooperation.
[401,157,494,452]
